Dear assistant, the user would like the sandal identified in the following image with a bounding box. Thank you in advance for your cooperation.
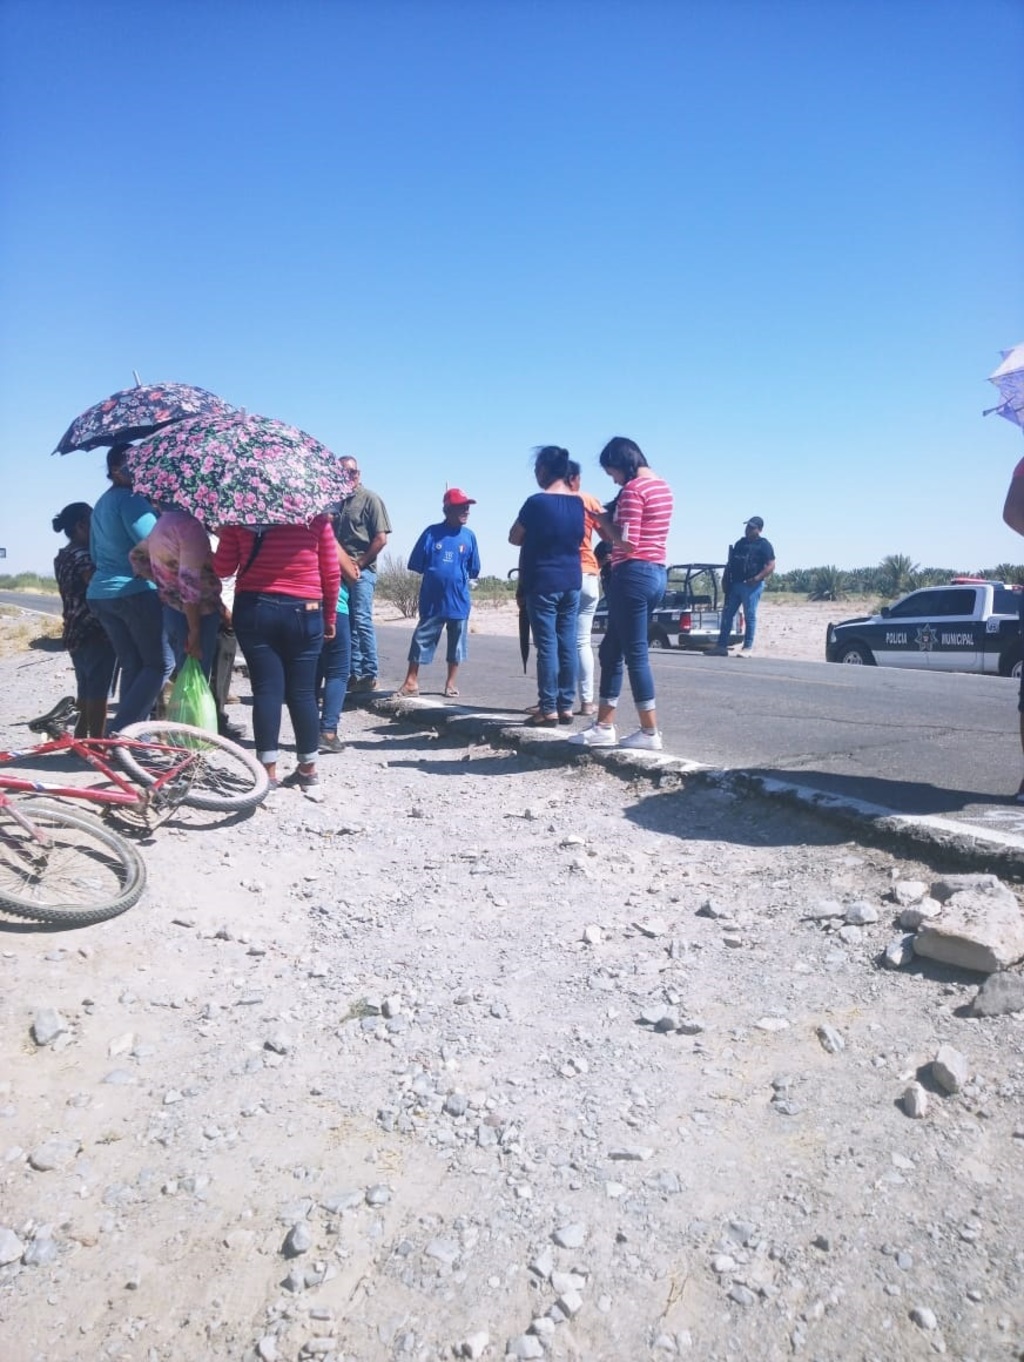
[444,686,460,698]
[558,712,575,725]
[524,712,558,728]
[577,702,597,717]
[396,683,420,698]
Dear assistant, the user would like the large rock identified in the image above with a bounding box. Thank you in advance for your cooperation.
[914,881,1024,973]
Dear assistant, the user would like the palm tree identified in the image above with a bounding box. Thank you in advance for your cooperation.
[808,565,848,601]
[877,553,919,599]
[992,562,1024,585]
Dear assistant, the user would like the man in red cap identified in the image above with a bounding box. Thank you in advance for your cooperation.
[396,489,481,699]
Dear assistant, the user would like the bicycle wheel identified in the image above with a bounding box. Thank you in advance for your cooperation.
[114,721,270,812]
[0,800,146,926]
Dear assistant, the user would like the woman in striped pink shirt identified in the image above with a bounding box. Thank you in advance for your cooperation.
[571,437,673,752]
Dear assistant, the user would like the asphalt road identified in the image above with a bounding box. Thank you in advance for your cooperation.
[4,592,1019,826]
[371,623,1021,825]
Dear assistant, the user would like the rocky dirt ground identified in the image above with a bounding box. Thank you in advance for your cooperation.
[0,616,1022,1362]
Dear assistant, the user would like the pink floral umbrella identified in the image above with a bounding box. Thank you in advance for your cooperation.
[125,411,355,527]
[53,381,236,453]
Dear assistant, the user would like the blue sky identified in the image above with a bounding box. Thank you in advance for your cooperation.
[2,0,1022,579]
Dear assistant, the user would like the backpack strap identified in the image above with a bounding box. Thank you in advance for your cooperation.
[240,526,267,579]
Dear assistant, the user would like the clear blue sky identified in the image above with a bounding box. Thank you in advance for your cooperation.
[2,0,1022,578]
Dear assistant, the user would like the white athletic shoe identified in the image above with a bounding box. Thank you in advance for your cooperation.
[570,723,618,747]
[737,647,753,658]
[619,728,664,751]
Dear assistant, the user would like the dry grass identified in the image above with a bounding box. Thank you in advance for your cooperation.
[0,611,63,658]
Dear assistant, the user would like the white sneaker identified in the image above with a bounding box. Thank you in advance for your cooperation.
[619,728,664,751]
[570,723,617,747]
[737,647,753,658]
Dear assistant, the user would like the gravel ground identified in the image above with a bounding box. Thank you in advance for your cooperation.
[1,619,1022,1362]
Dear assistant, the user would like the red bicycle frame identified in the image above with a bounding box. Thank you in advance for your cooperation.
[0,732,197,810]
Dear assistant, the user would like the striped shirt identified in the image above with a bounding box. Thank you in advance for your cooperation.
[611,475,673,566]
[212,518,340,620]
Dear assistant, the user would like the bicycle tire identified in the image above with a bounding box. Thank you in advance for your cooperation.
[0,800,146,926]
[114,721,270,812]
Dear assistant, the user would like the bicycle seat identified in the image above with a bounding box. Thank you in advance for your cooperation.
[27,696,79,734]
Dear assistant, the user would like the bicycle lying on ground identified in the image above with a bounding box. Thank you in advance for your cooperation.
[0,706,269,927]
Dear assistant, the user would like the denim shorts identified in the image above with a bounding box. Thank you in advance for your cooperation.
[71,633,117,701]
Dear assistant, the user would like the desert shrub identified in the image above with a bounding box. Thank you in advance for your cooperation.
[375,552,421,618]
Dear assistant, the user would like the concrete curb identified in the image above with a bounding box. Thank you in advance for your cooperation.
[367,693,1024,877]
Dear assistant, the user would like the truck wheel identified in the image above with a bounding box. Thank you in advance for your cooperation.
[649,627,670,649]
[836,641,874,665]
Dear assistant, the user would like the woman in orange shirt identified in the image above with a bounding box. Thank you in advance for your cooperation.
[566,461,614,717]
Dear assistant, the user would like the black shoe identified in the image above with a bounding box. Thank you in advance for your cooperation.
[218,717,246,742]
[28,696,79,734]
[319,733,345,753]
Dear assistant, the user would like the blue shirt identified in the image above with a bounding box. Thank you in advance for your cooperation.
[516,492,584,595]
[408,523,481,619]
[87,485,158,600]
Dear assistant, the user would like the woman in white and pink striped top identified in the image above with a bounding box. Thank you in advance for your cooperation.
[571,437,673,752]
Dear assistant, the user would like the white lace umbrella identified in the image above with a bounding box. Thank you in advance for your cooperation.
[985,344,1024,429]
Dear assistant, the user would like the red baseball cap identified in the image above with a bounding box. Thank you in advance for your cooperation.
[443,488,476,507]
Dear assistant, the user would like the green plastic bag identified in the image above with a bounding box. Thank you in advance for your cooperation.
[167,656,219,735]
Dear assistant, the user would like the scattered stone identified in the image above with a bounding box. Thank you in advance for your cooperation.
[557,1289,584,1317]
[365,1185,390,1207]
[264,1034,291,1055]
[932,1045,969,1094]
[582,924,603,945]
[697,899,728,919]
[507,1336,544,1360]
[915,880,1024,972]
[283,1222,313,1257]
[634,919,668,938]
[970,971,1024,1017]
[444,1092,469,1117]
[899,899,942,930]
[816,1023,845,1054]
[678,1018,706,1035]
[31,1009,67,1047]
[608,1146,655,1161]
[22,1237,58,1267]
[755,1017,789,1032]
[883,935,916,969]
[728,1284,757,1306]
[903,1083,928,1119]
[845,901,879,925]
[28,1138,79,1171]
[910,1305,938,1331]
[459,1334,489,1360]
[551,1222,587,1249]
[0,1227,25,1265]
[837,925,862,945]
[893,880,929,906]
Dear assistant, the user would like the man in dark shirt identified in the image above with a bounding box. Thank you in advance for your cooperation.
[711,516,776,657]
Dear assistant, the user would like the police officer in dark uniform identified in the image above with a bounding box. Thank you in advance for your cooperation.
[711,516,776,657]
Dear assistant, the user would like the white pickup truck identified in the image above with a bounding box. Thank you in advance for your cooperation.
[826,579,1024,676]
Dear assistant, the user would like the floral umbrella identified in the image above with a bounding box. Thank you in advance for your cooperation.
[124,411,355,527]
[53,382,236,454]
[984,344,1024,430]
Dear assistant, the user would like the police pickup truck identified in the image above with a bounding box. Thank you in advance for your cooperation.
[826,579,1024,676]
[592,563,744,651]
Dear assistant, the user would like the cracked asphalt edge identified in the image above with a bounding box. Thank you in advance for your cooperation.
[370,694,1024,878]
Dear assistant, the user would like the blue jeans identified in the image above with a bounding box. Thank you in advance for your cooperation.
[233,592,324,764]
[91,590,174,731]
[718,581,763,649]
[163,605,220,680]
[527,589,579,714]
[598,561,667,713]
[317,611,352,735]
[70,633,117,702]
[348,567,378,680]
[408,616,468,666]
